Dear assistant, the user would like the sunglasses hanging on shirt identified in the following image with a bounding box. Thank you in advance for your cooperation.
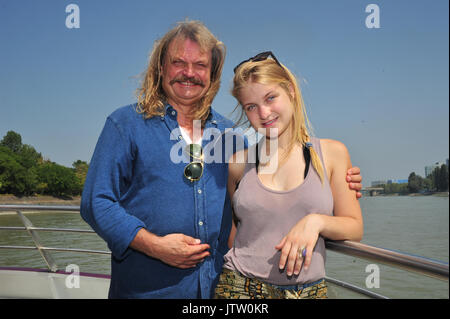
[184,143,204,182]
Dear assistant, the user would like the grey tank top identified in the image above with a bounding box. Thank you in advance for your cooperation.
[223,137,334,285]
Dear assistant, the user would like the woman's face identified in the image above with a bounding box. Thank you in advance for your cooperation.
[239,81,294,141]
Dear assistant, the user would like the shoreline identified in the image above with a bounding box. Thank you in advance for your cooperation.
[0,195,81,206]
[0,195,81,215]
[372,192,449,197]
[0,192,448,205]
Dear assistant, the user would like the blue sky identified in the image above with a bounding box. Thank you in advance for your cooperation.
[0,0,448,186]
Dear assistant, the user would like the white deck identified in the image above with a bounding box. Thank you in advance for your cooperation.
[0,269,110,299]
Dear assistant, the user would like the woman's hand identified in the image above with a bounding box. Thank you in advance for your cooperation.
[347,167,363,199]
[275,214,323,276]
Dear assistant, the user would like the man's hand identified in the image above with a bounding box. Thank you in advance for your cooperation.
[346,166,363,199]
[130,229,210,269]
[150,233,211,269]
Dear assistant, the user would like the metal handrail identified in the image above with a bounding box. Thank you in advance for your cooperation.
[0,244,111,255]
[0,226,96,233]
[0,205,80,212]
[1,204,449,299]
[324,276,389,299]
[325,240,448,281]
[0,205,111,258]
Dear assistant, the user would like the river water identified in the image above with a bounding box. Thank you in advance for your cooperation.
[0,196,448,299]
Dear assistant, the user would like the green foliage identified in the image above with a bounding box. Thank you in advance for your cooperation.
[72,160,89,186]
[0,131,22,153]
[0,130,88,197]
[421,177,432,191]
[407,165,448,194]
[18,144,42,169]
[408,172,421,193]
[435,164,449,191]
[0,145,38,195]
[37,162,81,197]
[383,182,409,194]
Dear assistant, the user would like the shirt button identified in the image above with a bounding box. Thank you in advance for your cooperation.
[197,189,202,194]
[178,135,183,140]
[198,221,204,226]
[171,111,176,116]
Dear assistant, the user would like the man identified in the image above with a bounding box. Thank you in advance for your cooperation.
[81,20,362,299]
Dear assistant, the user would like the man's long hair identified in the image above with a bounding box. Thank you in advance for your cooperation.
[136,20,226,125]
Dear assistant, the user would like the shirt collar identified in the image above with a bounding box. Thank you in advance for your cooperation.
[162,103,218,127]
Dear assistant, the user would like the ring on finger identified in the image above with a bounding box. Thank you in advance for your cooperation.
[298,246,306,259]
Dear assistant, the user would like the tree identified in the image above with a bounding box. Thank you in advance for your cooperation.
[18,144,42,169]
[0,130,95,197]
[438,164,449,191]
[383,182,408,195]
[422,177,432,192]
[37,162,81,197]
[1,131,22,153]
[429,164,449,192]
[408,172,421,193]
[0,131,87,197]
[431,167,439,191]
[0,145,38,195]
[72,160,89,187]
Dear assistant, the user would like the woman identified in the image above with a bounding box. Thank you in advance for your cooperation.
[214,52,363,299]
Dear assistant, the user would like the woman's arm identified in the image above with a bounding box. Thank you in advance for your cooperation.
[226,150,247,248]
[228,213,238,249]
[318,139,363,241]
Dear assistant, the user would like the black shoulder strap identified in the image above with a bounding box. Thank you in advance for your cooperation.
[255,142,310,178]
[303,145,311,179]
[256,142,260,173]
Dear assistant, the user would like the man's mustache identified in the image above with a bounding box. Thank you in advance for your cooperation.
[170,75,205,87]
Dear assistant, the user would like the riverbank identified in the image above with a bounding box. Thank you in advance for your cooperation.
[1,192,448,204]
[0,194,81,206]
[408,192,449,197]
[365,192,449,197]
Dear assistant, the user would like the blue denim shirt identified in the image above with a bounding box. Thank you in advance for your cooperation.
[81,103,245,298]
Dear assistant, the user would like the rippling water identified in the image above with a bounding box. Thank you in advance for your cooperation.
[326,196,448,299]
[0,196,448,298]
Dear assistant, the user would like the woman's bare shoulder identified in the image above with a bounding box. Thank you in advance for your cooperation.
[320,138,350,158]
[319,138,352,177]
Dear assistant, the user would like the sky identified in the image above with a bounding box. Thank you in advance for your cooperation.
[0,0,448,186]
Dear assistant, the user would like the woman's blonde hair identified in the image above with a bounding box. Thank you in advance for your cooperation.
[136,20,226,125]
[232,57,324,183]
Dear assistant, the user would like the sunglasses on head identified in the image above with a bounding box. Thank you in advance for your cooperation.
[184,143,204,182]
[233,51,282,74]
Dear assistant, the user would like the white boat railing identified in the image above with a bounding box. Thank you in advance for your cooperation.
[0,204,448,299]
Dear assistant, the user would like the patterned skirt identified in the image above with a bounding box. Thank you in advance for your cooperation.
[214,268,327,299]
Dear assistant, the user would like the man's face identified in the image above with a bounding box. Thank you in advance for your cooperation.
[161,37,212,109]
